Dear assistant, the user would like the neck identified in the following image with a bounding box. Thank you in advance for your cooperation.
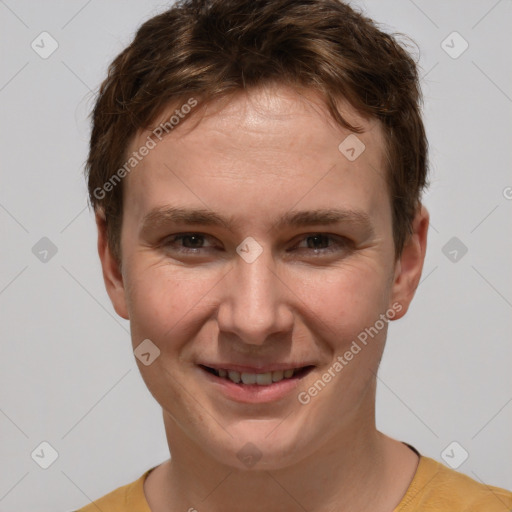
[145,399,418,512]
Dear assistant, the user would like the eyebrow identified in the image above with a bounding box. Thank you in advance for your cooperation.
[140,206,375,237]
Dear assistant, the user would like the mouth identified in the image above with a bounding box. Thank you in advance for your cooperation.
[199,364,315,386]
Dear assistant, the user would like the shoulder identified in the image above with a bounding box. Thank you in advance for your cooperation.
[396,456,512,512]
[73,468,153,512]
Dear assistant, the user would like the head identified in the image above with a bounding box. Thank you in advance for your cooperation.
[88,0,429,470]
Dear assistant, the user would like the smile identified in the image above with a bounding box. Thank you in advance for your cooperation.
[199,365,314,386]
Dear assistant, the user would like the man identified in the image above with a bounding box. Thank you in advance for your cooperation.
[77,0,512,510]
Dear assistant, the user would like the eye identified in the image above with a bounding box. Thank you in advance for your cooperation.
[293,234,351,254]
[160,232,351,257]
[162,233,218,253]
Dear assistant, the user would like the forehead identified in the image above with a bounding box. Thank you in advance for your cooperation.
[150,85,383,158]
[123,85,389,231]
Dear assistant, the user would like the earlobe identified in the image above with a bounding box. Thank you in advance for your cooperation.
[96,212,130,320]
[389,204,429,320]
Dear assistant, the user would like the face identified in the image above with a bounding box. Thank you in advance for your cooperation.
[98,84,428,471]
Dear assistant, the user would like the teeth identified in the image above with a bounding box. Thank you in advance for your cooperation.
[228,370,241,383]
[256,372,272,385]
[210,367,300,385]
[272,370,284,382]
[241,372,257,384]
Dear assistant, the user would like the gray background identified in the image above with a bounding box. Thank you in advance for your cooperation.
[1,0,511,510]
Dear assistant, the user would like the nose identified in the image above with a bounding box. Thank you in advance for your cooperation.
[216,246,294,346]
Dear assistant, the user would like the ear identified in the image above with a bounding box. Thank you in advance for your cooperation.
[389,204,429,320]
[96,212,129,320]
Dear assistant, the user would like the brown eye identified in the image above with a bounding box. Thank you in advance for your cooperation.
[305,234,331,250]
[294,234,350,254]
[163,233,217,253]
[178,235,205,248]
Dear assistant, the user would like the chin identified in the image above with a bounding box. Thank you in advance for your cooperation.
[204,416,312,471]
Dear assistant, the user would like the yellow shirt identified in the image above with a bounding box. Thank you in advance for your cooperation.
[75,455,512,511]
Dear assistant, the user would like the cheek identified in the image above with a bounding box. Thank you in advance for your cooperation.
[124,261,217,347]
[303,259,392,344]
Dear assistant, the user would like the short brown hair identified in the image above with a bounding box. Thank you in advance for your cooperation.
[86,0,429,263]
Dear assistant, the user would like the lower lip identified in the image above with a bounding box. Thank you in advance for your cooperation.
[199,366,311,404]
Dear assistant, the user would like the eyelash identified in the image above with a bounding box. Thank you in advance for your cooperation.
[162,233,351,255]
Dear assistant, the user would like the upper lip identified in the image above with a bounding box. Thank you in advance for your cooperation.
[198,362,316,373]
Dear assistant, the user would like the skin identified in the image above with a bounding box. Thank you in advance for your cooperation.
[97,83,429,512]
